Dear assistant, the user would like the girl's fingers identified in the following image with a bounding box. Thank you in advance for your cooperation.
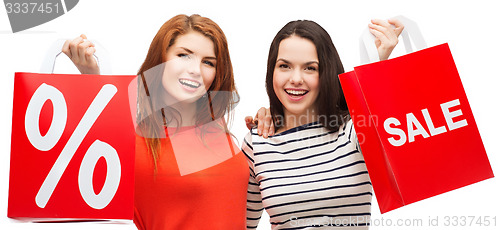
[61,34,100,74]
[78,40,93,62]
[369,26,391,46]
[388,19,404,33]
[69,36,84,61]
[371,19,392,28]
[256,108,265,136]
[255,107,271,137]
[80,34,95,48]
[269,120,275,136]
[85,46,97,64]
[369,23,397,42]
[262,110,272,138]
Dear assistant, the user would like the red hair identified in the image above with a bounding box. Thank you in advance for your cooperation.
[136,14,239,168]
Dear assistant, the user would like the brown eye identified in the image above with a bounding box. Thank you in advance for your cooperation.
[278,64,290,69]
[306,66,317,71]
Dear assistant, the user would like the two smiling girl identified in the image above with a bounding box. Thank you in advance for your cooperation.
[63,14,402,229]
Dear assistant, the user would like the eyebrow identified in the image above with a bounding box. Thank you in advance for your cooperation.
[277,58,319,65]
[180,47,194,54]
[180,47,216,60]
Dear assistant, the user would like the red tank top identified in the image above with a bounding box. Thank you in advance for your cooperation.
[133,126,248,230]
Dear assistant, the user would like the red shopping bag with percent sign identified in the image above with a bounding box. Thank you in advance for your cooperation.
[8,40,137,220]
[338,16,494,214]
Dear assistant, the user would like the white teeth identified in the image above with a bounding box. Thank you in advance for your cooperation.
[179,79,201,88]
[285,89,308,96]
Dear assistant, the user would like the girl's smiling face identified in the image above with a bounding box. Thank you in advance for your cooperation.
[273,35,320,120]
[161,31,217,105]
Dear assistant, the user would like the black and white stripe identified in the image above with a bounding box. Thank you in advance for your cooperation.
[244,120,372,230]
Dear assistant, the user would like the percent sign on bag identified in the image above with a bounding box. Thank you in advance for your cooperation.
[9,73,136,220]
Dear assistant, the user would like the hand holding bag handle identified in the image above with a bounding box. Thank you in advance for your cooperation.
[360,15,428,64]
[40,39,112,74]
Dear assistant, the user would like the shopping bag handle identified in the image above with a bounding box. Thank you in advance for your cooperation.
[40,39,112,74]
[360,15,427,64]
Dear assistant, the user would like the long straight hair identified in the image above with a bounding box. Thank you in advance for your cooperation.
[266,20,348,132]
[137,14,239,167]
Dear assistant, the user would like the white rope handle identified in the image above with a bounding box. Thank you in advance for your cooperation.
[360,15,428,64]
[40,39,112,74]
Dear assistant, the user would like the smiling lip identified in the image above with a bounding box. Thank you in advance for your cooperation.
[179,78,201,92]
[285,88,308,101]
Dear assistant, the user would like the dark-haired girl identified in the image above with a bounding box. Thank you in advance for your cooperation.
[244,19,403,229]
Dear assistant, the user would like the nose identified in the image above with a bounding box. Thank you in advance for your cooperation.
[289,69,304,85]
[187,57,201,77]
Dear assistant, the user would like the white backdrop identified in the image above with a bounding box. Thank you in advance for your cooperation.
[0,0,498,229]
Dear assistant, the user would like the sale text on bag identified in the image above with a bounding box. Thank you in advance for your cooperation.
[384,99,467,147]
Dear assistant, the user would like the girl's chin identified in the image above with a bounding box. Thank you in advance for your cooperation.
[283,106,314,117]
[163,92,206,106]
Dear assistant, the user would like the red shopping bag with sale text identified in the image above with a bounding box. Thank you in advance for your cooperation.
[8,40,137,220]
[339,17,494,214]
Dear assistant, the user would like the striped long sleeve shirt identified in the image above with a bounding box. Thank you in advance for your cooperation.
[243,119,372,230]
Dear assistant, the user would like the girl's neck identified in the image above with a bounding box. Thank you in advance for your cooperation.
[278,108,318,133]
[166,102,197,127]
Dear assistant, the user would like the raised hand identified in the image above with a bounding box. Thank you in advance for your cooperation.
[368,19,404,61]
[62,34,100,74]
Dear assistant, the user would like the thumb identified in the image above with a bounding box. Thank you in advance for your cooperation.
[388,19,404,37]
[395,27,404,37]
[245,116,256,130]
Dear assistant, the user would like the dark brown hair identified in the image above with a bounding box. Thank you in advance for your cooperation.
[266,20,348,132]
[136,14,239,167]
